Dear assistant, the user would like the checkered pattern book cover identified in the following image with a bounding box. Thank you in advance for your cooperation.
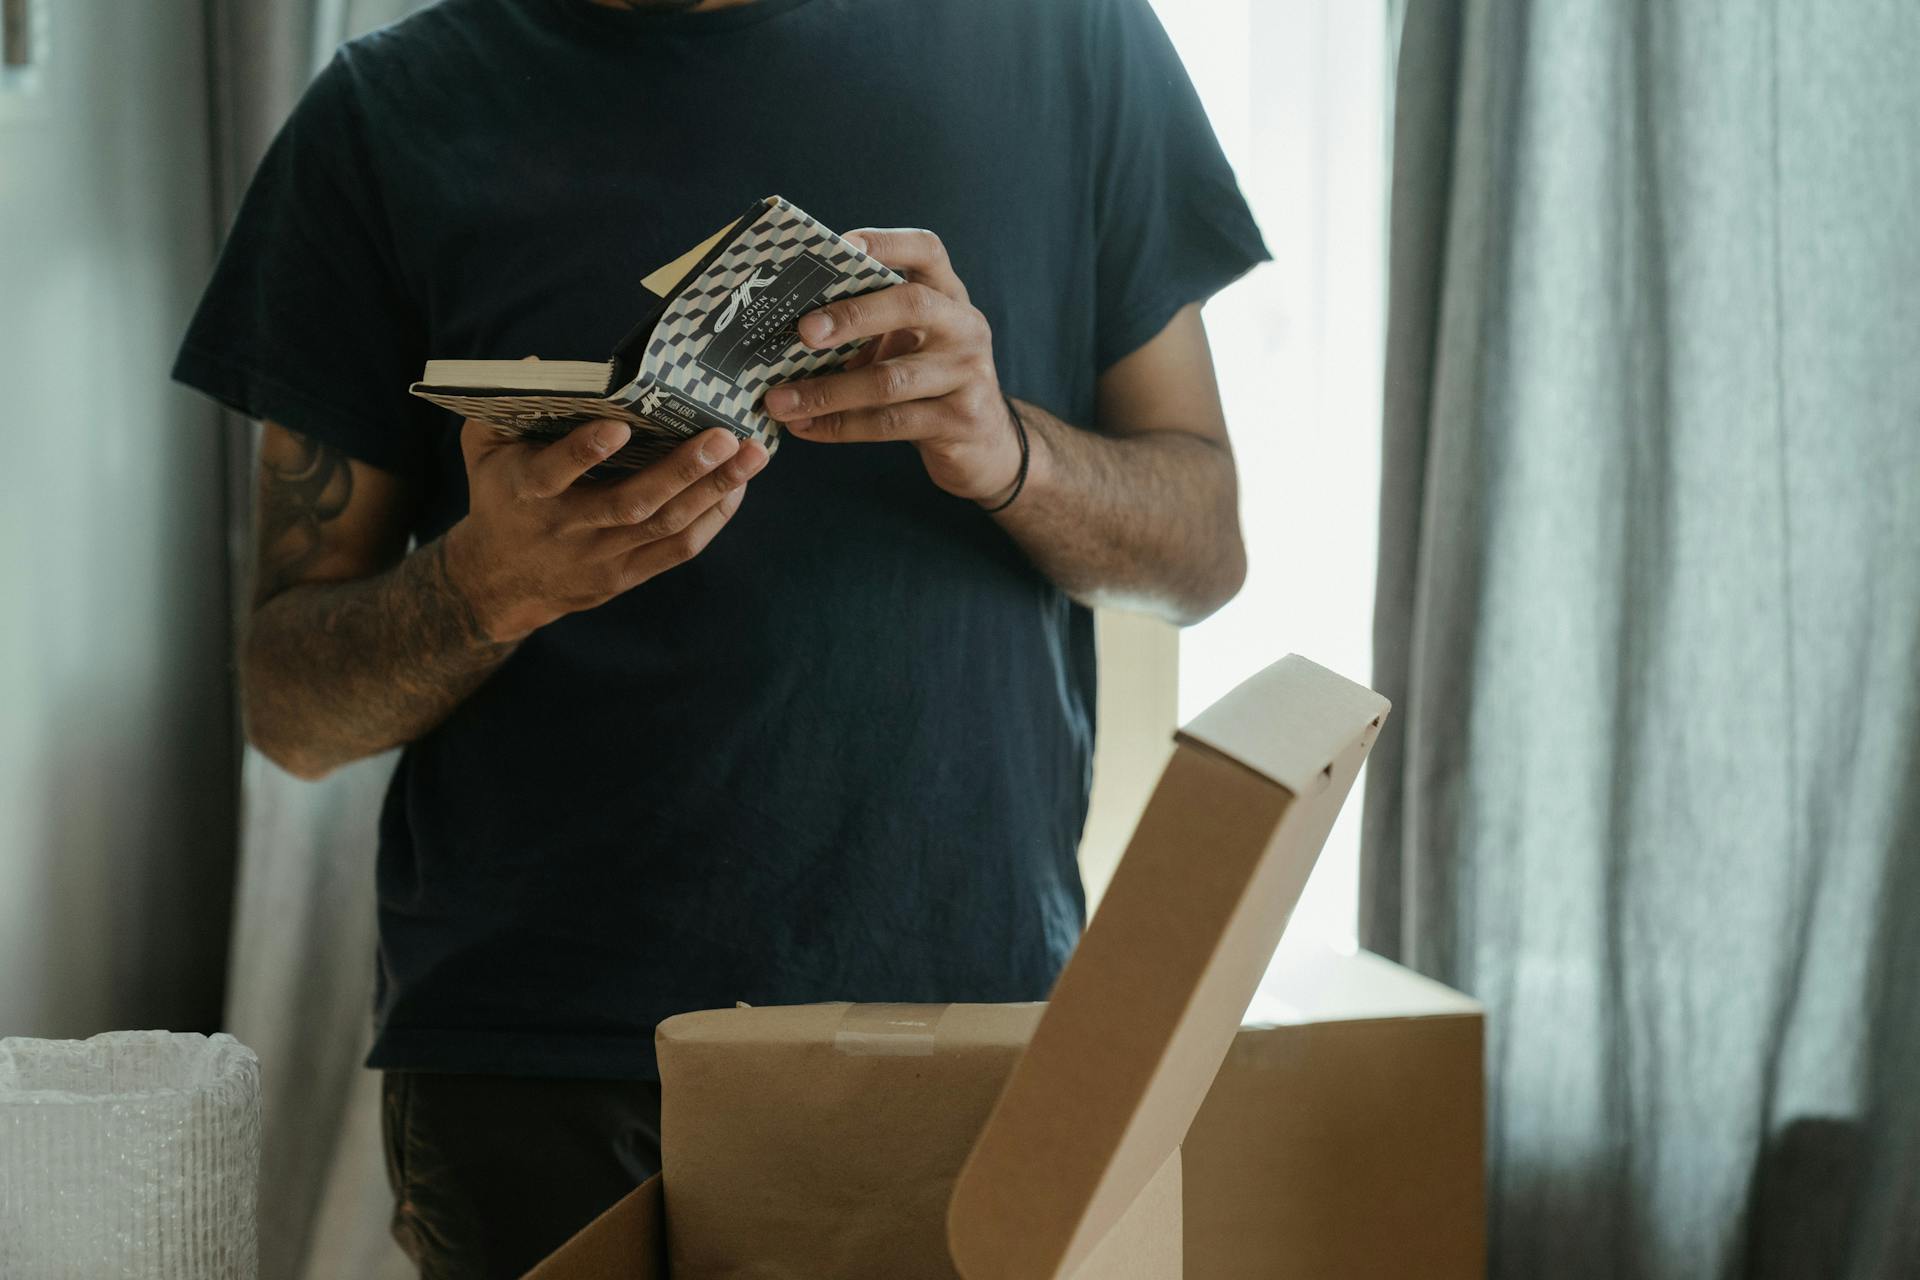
[410,197,902,469]
[625,197,904,428]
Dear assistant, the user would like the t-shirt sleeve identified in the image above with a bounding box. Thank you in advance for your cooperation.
[1087,0,1273,373]
[172,53,429,478]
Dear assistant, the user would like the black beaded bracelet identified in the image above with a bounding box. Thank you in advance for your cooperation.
[980,394,1030,514]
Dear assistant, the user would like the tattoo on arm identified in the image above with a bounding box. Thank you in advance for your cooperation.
[254,434,354,606]
[242,429,518,776]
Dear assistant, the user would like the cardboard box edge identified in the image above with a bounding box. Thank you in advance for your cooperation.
[523,1174,666,1280]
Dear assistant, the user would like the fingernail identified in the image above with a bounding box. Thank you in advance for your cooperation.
[787,417,813,433]
[765,387,799,415]
[798,313,834,346]
[843,233,867,254]
[697,432,739,467]
[592,421,629,452]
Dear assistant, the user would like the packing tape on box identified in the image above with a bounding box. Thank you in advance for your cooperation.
[832,1003,944,1057]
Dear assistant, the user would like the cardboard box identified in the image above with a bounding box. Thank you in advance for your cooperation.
[528,655,1389,1280]
[1184,939,1485,1279]
[653,1002,1047,1278]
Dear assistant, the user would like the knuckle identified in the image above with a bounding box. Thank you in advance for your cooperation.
[570,439,604,474]
[612,497,655,528]
[904,283,938,321]
[647,502,696,539]
[612,568,645,595]
[949,386,986,424]
[666,530,702,565]
[876,361,915,400]
[677,450,713,485]
[876,404,908,439]
[593,562,628,598]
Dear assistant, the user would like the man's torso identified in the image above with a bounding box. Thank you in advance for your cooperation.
[345,0,1110,1076]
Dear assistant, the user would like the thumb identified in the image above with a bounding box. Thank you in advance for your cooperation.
[459,356,542,466]
[460,416,514,470]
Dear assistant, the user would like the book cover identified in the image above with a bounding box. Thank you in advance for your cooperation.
[410,196,904,469]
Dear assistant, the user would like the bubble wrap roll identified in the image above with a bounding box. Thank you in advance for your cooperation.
[0,1030,260,1278]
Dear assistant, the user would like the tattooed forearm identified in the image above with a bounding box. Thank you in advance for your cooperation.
[254,434,354,606]
[243,536,518,779]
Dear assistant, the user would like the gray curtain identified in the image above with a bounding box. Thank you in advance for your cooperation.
[1363,2,1920,1277]
[203,3,428,1277]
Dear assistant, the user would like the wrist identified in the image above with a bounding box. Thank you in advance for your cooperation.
[976,394,1033,514]
[440,520,533,645]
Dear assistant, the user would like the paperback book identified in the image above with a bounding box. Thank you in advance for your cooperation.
[409,195,903,469]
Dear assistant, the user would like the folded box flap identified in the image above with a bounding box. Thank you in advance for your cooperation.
[1179,654,1391,794]
[947,656,1389,1280]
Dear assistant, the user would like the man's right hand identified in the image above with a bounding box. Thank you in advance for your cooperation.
[444,417,767,643]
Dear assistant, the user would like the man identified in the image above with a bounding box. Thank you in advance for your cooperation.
[174,0,1269,1273]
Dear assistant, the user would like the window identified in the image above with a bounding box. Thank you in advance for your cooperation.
[1156,0,1390,951]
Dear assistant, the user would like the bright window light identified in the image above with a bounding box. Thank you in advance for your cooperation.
[1154,0,1389,952]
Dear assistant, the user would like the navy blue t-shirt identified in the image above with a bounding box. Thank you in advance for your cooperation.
[174,0,1269,1079]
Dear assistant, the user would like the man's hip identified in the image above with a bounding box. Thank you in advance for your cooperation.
[381,1070,662,1280]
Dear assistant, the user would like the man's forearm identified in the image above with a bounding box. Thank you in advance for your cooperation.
[991,399,1246,624]
[244,535,516,779]
[757,238,1243,621]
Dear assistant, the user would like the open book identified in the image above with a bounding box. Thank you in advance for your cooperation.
[410,196,904,469]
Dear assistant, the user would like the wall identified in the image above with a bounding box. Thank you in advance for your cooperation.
[1079,611,1178,910]
[0,0,236,1038]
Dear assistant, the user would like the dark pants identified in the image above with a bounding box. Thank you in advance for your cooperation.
[380,1071,663,1280]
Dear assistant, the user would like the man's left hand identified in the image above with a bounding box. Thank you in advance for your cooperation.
[762,228,1023,506]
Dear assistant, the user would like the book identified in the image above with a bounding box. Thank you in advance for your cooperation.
[409,195,905,469]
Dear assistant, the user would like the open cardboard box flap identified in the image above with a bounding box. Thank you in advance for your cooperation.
[529,655,1389,1280]
[946,656,1387,1278]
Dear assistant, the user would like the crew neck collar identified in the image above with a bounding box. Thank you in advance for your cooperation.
[536,0,819,38]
